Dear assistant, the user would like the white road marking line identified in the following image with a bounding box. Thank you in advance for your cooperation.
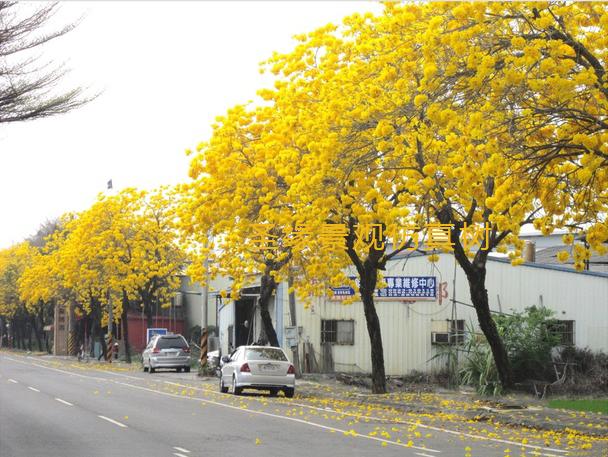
[98,370,142,380]
[22,356,142,382]
[98,415,128,428]
[287,401,568,455]
[5,356,110,382]
[173,447,190,453]
[165,380,570,456]
[55,398,74,406]
[173,453,189,457]
[2,355,573,456]
[8,378,18,383]
[165,381,568,457]
[115,380,440,453]
[27,386,40,392]
[416,453,437,457]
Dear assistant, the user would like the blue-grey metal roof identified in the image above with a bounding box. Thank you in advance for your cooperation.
[387,250,608,279]
[487,256,608,278]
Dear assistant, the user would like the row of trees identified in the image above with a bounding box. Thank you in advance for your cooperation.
[0,189,185,361]
[1,1,89,351]
[182,2,607,393]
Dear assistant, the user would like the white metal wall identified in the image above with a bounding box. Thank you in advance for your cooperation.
[282,253,608,376]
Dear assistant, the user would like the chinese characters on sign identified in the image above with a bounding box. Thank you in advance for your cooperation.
[248,222,491,253]
[330,276,437,301]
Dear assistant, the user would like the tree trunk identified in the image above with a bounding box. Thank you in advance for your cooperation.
[10,318,16,348]
[258,271,279,347]
[17,319,23,349]
[0,317,7,348]
[142,294,154,330]
[359,266,387,394]
[21,320,27,350]
[97,320,107,361]
[121,290,131,363]
[27,318,33,351]
[38,306,49,352]
[90,300,107,360]
[89,315,96,357]
[45,329,50,353]
[31,314,43,352]
[466,267,514,389]
[14,321,19,349]
[13,319,18,349]
[436,201,515,390]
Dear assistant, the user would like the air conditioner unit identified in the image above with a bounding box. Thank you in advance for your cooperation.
[431,332,450,344]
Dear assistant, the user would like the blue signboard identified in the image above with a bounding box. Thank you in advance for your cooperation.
[331,276,436,300]
[330,285,356,297]
[146,327,167,343]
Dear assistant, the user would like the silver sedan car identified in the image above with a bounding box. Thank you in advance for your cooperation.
[219,346,295,397]
[143,334,191,373]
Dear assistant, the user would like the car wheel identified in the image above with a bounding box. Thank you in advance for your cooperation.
[143,365,148,372]
[149,361,155,374]
[184,366,191,373]
[219,376,228,393]
[232,376,242,395]
[269,388,278,397]
[177,367,182,373]
[284,387,294,398]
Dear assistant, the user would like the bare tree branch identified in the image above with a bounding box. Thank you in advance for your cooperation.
[0,2,93,124]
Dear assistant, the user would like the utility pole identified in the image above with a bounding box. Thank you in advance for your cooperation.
[287,271,300,378]
[106,290,113,363]
[200,240,210,367]
[202,252,209,331]
[106,179,114,363]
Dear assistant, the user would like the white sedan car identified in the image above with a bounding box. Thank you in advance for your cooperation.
[219,346,295,397]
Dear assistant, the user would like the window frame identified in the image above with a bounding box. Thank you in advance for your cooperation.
[548,320,575,346]
[449,319,465,345]
[321,319,354,345]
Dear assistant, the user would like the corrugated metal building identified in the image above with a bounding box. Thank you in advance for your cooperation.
[214,252,608,376]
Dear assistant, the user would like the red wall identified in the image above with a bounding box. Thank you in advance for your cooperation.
[126,313,185,352]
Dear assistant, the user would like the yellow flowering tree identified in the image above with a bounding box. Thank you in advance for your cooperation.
[17,218,80,353]
[403,2,608,385]
[250,2,608,389]
[0,243,37,349]
[254,19,431,393]
[464,2,608,265]
[181,103,342,348]
[39,188,185,360]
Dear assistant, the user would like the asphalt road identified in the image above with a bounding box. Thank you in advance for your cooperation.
[0,353,591,457]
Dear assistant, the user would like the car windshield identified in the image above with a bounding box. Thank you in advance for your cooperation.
[156,337,188,349]
[245,348,287,361]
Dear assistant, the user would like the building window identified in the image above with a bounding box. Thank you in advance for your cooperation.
[548,320,575,346]
[432,319,465,345]
[450,319,465,344]
[321,320,354,345]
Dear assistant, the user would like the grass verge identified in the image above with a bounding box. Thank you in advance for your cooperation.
[548,399,608,414]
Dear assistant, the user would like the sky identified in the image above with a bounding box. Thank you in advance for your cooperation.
[0,1,381,249]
